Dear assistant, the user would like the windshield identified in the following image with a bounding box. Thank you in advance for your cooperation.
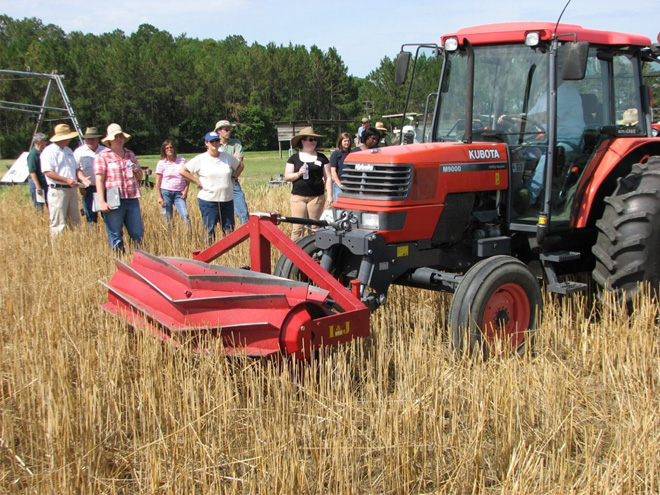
[434,44,550,143]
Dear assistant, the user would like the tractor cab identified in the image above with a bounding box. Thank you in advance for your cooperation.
[399,23,655,239]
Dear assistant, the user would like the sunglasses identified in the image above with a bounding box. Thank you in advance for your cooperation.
[302,137,317,142]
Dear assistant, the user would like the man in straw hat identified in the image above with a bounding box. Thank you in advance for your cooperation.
[94,123,144,252]
[74,126,107,224]
[375,121,389,146]
[41,123,91,236]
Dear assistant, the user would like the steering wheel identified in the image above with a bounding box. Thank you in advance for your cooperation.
[497,114,545,137]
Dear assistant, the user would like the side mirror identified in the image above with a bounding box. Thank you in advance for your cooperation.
[649,43,660,57]
[395,51,411,85]
[562,41,589,80]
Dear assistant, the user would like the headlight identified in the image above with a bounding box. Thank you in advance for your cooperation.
[444,37,459,52]
[361,213,380,230]
[525,32,540,47]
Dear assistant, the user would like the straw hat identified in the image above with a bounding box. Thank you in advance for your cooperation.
[291,126,323,148]
[49,123,79,143]
[375,121,388,132]
[617,108,638,126]
[102,123,131,145]
[214,119,234,130]
[82,126,102,139]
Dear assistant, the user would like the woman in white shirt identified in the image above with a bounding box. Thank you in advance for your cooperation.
[179,131,239,243]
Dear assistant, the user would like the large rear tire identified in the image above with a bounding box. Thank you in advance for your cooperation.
[592,157,660,309]
[449,255,542,359]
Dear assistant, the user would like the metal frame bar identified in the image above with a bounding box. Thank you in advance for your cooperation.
[0,69,82,142]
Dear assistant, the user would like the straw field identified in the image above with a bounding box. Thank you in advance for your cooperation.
[1,166,659,494]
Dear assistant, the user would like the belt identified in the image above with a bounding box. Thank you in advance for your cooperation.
[50,183,72,189]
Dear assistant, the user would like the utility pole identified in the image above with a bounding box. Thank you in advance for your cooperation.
[363,100,373,120]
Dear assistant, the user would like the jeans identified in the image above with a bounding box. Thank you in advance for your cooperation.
[526,141,578,203]
[198,198,234,243]
[28,177,48,211]
[101,198,144,252]
[233,179,249,224]
[160,189,190,225]
[332,183,342,203]
[81,185,98,223]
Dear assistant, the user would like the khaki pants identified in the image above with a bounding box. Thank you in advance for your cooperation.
[47,187,81,236]
[289,194,325,241]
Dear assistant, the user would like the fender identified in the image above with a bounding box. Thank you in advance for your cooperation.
[575,137,660,228]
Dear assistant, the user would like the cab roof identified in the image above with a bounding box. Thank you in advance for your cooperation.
[441,22,651,48]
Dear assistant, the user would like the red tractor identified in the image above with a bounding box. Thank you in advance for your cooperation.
[104,22,660,359]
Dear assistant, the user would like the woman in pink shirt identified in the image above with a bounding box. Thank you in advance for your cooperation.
[155,140,190,226]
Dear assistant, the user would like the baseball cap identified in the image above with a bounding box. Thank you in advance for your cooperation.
[205,131,220,142]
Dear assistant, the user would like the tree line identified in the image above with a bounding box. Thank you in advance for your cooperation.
[0,16,409,157]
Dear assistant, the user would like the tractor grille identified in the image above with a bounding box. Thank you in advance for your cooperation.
[340,162,413,200]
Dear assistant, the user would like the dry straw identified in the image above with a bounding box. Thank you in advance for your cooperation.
[1,183,658,494]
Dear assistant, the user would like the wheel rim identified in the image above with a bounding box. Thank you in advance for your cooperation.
[480,283,530,351]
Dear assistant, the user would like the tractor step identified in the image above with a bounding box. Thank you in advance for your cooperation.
[546,281,588,295]
[539,250,581,263]
[540,250,587,295]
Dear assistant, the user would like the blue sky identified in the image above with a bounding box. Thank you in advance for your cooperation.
[2,0,658,78]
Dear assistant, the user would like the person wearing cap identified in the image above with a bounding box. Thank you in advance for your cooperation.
[179,131,240,243]
[215,119,249,225]
[74,126,107,224]
[41,123,91,236]
[27,132,49,211]
[375,121,390,147]
[356,117,369,145]
[93,123,144,252]
[284,126,330,241]
[155,139,190,227]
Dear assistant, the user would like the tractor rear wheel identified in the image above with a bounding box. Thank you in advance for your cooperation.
[449,255,542,359]
[273,234,321,282]
[592,156,660,308]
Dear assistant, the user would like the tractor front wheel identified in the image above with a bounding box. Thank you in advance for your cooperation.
[449,255,542,359]
[273,234,322,282]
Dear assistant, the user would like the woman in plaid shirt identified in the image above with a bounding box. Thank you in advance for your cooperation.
[94,123,144,252]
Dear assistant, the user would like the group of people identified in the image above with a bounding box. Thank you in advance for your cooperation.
[27,119,250,251]
[28,122,146,251]
[27,117,396,248]
[154,119,249,243]
[356,117,390,147]
[283,121,386,240]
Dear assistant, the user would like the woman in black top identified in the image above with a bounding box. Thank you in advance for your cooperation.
[284,126,330,240]
[328,131,353,203]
